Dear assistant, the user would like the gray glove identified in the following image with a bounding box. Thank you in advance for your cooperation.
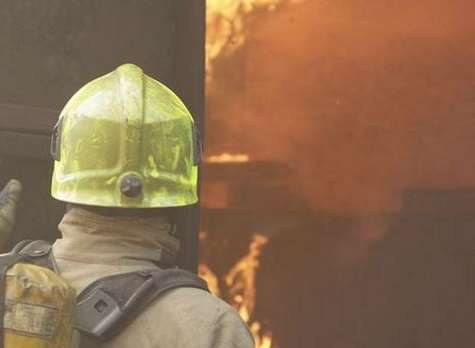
[0,179,22,249]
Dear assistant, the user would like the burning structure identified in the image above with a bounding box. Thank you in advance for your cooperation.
[202,0,475,347]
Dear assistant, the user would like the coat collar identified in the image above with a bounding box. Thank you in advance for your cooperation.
[53,206,180,266]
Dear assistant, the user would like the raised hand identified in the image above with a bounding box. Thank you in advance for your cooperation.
[0,179,22,249]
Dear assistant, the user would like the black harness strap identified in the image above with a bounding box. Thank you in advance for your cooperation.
[75,268,209,341]
[0,240,209,347]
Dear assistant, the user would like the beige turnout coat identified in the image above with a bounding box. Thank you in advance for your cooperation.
[52,208,254,348]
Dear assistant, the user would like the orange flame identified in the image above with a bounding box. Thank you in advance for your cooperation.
[199,234,273,347]
[198,263,222,297]
[206,0,304,82]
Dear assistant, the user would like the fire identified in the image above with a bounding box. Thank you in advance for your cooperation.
[198,232,222,296]
[198,263,222,297]
[199,233,273,347]
[204,1,310,346]
[225,234,272,347]
[206,0,303,82]
[206,152,250,163]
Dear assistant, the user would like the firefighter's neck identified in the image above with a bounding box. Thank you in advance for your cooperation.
[56,205,180,266]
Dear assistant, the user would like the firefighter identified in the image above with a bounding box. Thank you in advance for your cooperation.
[0,179,22,249]
[25,64,253,348]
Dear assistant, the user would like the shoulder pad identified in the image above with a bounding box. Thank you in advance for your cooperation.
[17,240,52,258]
[0,240,55,271]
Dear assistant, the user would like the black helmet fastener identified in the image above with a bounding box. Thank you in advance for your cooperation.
[120,175,143,198]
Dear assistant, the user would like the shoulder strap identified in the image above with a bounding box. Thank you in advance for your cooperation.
[75,268,209,341]
[0,238,54,282]
[0,240,53,348]
[15,240,54,269]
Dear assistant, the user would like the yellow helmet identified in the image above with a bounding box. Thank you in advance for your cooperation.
[51,64,200,208]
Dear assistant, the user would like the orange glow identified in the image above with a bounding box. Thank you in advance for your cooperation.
[206,152,250,163]
[205,0,475,214]
[203,0,475,346]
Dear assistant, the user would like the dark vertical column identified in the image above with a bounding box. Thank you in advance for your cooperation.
[173,0,206,273]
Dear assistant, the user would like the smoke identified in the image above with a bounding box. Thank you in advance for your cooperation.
[206,0,475,213]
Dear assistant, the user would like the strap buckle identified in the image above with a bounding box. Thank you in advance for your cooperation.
[75,288,122,339]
